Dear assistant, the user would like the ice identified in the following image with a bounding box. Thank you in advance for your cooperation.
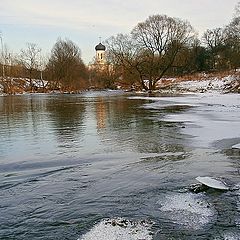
[158,192,215,230]
[196,176,229,190]
[78,218,153,240]
[232,143,240,149]
[133,93,240,148]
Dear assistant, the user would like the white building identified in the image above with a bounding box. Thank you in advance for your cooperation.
[95,42,106,65]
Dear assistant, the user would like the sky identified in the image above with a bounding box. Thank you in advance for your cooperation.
[0,0,239,64]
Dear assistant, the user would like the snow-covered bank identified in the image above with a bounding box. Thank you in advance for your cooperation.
[157,73,240,94]
[0,77,48,94]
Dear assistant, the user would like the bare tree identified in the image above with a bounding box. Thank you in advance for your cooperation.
[224,5,240,70]
[107,15,195,90]
[19,43,41,91]
[203,28,225,51]
[234,1,240,18]
[46,38,88,91]
[202,28,228,69]
[106,34,146,88]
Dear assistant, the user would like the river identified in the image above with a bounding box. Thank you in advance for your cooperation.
[0,91,239,239]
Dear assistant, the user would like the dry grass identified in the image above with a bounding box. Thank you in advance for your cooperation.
[174,70,240,83]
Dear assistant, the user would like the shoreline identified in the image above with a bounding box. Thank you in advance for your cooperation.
[0,71,239,96]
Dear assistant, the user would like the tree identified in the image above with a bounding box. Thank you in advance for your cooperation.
[189,42,211,72]
[107,15,196,90]
[106,34,146,89]
[224,6,240,70]
[46,38,88,91]
[202,28,227,70]
[234,1,240,18]
[19,43,41,91]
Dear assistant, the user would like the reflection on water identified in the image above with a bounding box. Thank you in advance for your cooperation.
[0,93,190,162]
[0,91,239,239]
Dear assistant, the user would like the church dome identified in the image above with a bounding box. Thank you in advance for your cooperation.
[95,42,106,51]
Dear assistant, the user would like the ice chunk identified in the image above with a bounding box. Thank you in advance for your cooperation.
[232,143,240,149]
[196,176,229,190]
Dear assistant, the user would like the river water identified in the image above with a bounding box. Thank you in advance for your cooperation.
[0,91,239,239]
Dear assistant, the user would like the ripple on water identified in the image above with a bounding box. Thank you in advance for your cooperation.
[78,218,154,240]
[236,188,240,226]
[157,192,215,230]
[214,231,240,240]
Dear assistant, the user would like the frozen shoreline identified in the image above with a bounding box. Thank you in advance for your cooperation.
[132,92,240,149]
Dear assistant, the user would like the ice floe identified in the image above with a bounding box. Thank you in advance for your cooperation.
[78,218,154,240]
[232,143,240,149]
[196,176,229,190]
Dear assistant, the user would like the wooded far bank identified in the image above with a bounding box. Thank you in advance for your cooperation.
[0,2,239,93]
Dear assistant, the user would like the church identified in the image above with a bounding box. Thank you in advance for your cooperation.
[95,42,106,65]
[88,40,112,88]
[88,41,108,71]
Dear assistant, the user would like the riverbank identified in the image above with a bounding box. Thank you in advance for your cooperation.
[0,71,240,95]
[157,71,240,94]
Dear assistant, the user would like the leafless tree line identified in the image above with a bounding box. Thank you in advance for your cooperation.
[0,1,239,92]
[0,39,88,93]
[105,2,240,90]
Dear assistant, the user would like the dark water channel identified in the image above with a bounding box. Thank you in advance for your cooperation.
[0,91,239,239]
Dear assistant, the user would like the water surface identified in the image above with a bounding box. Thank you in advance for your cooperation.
[0,91,239,239]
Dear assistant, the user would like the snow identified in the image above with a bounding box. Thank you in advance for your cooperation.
[32,79,48,88]
[0,77,48,93]
[177,79,226,92]
[158,192,215,230]
[78,218,153,240]
[156,74,239,93]
[175,75,239,93]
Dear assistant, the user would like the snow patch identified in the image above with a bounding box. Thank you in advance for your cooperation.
[159,75,240,93]
[0,83,3,93]
[158,192,215,230]
[177,79,226,93]
[78,218,154,240]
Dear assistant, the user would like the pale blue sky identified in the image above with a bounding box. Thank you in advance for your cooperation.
[0,0,238,63]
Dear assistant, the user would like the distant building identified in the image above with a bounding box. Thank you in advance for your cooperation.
[88,41,115,88]
[88,41,108,72]
[95,42,106,65]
